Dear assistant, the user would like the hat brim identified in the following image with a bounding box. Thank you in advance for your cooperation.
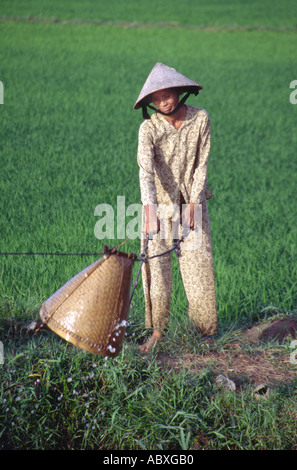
[134,85,202,110]
[134,63,203,110]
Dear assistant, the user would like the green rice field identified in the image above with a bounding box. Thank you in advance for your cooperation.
[0,0,297,451]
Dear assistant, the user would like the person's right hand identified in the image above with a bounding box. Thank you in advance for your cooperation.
[144,205,160,236]
[181,202,195,230]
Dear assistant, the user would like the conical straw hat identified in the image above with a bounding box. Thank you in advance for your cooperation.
[134,62,202,110]
[40,247,136,357]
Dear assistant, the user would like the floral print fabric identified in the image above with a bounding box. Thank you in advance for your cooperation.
[137,105,218,335]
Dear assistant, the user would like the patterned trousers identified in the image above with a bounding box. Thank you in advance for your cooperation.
[141,200,218,336]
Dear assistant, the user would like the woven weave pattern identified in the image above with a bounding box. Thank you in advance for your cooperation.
[40,250,136,357]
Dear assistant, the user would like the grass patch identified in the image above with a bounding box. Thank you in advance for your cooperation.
[1,0,297,29]
[1,313,297,450]
[1,20,296,321]
[0,0,297,450]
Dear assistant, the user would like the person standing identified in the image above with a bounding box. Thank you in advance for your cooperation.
[134,63,217,352]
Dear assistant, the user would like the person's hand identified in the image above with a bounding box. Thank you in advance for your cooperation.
[181,202,195,230]
[144,205,160,236]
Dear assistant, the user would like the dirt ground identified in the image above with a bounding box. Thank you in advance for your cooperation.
[159,316,297,390]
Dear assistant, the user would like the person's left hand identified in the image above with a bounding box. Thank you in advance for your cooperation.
[181,202,195,230]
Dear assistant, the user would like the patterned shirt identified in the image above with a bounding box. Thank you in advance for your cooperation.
[137,105,212,208]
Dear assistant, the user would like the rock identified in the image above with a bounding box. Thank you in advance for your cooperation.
[254,383,270,400]
[215,374,236,391]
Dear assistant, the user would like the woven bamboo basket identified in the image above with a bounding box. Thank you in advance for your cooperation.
[40,247,137,357]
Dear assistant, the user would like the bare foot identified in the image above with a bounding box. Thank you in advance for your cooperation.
[139,330,163,353]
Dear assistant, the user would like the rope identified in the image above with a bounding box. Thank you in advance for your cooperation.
[128,235,149,307]
[128,234,185,307]
[0,235,185,309]
[0,235,185,261]
[0,235,185,328]
[136,235,184,262]
[0,251,104,257]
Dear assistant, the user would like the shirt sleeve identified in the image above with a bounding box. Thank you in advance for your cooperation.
[137,122,157,205]
[190,112,211,204]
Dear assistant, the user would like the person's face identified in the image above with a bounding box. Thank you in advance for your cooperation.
[151,88,180,114]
